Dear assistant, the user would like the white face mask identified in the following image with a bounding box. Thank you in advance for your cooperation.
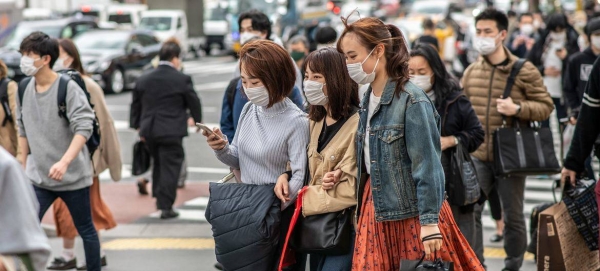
[520,24,534,36]
[346,47,380,85]
[473,33,500,56]
[303,80,328,105]
[52,57,68,72]
[20,56,42,76]
[244,85,270,107]
[550,31,566,42]
[592,36,600,50]
[409,75,433,92]
[240,32,261,45]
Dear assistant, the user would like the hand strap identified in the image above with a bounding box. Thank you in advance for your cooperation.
[501,59,527,126]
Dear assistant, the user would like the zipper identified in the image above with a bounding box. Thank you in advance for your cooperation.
[485,68,496,161]
[440,94,463,136]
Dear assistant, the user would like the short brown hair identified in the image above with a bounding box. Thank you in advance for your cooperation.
[58,39,85,75]
[239,40,296,107]
[0,60,7,78]
[303,47,359,121]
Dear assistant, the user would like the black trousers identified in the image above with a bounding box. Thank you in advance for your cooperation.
[147,137,184,210]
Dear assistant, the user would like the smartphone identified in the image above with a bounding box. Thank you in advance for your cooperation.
[196,123,216,136]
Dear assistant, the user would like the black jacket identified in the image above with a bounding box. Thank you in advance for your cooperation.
[563,48,599,118]
[564,57,600,173]
[130,65,202,139]
[527,28,580,77]
[205,182,281,271]
[438,90,485,210]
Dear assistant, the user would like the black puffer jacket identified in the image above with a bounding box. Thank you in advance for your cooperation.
[205,183,281,271]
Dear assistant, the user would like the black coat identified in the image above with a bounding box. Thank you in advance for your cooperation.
[130,65,202,139]
[205,182,281,271]
[438,91,485,210]
[563,48,599,118]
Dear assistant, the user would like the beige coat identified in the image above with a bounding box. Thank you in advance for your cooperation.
[0,81,18,156]
[84,76,122,180]
[462,48,554,162]
[302,114,358,217]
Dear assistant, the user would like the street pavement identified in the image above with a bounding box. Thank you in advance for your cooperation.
[40,55,598,271]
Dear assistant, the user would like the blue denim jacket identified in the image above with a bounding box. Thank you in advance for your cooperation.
[356,80,445,225]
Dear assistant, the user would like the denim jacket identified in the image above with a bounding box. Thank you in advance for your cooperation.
[356,80,445,225]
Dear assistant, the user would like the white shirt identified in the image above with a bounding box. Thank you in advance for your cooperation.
[364,91,381,174]
[543,42,564,98]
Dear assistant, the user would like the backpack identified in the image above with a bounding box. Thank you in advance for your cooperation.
[225,77,240,108]
[18,70,101,158]
[0,77,12,127]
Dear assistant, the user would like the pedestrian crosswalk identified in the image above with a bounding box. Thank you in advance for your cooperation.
[147,196,209,223]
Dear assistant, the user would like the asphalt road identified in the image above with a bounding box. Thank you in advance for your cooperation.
[41,55,541,271]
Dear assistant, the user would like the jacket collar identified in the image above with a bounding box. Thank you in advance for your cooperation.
[480,46,519,73]
[378,78,397,105]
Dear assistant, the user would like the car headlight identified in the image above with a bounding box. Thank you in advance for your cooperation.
[86,63,99,73]
[6,68,15,78]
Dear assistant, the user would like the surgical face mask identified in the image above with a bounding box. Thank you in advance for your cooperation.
[20,56,42,76]
[550,31,566,42]
[409,75,433,92]
[52,57,68,71]
[473,33,500,56]
[303,80,328,105]
[290,51,306,62]
[592,36,600,50]
[520,24,534,36]
[240,32,261,45]
[244,85,270,107]
[346,47,380,85]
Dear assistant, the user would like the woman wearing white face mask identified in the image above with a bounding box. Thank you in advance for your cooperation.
[337,16,484,271]
[409,44,485,248]
[203,40,309,270]
[527,13,580,128]
[277,47,360,271]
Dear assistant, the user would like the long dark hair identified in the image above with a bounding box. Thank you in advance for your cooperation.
[58,39,85,75]
[410,44,460,108]
[336,16,410,95]
[302,47,359,121]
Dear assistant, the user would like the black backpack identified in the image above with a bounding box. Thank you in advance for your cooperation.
[18,70,101,158]
[0,77,12,127]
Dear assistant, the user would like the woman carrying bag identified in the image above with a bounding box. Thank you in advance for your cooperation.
[278,47,360,271]
[409,44,485,247]
[203,40,309,271]
[336,16,484,271]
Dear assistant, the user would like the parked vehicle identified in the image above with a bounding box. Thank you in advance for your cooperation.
[73,29,160,93]
[106,4,148,29]
[203,1,229,55]
[0,16,98,82]
[22,8,61,21]
[139,10,189,56]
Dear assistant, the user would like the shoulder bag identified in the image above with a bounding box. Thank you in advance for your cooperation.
[493,59,561,176]
[448,139,480,206]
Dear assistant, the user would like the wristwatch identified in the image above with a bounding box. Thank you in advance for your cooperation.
[515,104,522,115]
[453,136,459,146]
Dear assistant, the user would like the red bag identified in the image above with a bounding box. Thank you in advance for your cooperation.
[278,187,308,271]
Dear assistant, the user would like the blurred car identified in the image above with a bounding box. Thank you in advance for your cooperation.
[0,16,98,82]
[408,0,462,22]
[139,10,189,56]
[394,17,424,43]
[340,1,377,20]
[74,30,160,93]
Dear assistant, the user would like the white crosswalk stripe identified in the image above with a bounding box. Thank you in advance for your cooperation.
[147,196,209,222]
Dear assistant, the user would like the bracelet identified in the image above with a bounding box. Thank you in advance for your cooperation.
[421,233,443,242]
[284,171,292,180]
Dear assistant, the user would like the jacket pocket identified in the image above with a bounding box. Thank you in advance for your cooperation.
[378,129,404,144]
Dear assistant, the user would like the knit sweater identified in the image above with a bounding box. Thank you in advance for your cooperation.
[17,76,94,191]
[215,98,309,209]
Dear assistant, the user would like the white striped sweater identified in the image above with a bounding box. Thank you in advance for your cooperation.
[215,98,309,209]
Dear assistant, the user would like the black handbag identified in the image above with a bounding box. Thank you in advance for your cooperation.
[562,178,599,251]
[448,140,480,206]
[399,253,454,271]
[132,140,151,176]
[289,158,354,255]
[493,59,561,176]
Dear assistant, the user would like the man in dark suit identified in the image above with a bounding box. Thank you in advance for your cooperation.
[130,39,202,219]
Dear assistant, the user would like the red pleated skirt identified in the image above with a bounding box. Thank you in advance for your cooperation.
[352,179,484,271]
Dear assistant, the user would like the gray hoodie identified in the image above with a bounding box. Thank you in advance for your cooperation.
[16,76,94,191]
[0,147,51,271]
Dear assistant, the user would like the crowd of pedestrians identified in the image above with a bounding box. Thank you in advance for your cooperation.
[1,4,600,271]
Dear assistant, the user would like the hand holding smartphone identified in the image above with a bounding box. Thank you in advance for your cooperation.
[196,123,215,136]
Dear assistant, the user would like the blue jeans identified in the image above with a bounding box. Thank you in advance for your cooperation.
[308,231,355,271]
[34,186,101,271]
